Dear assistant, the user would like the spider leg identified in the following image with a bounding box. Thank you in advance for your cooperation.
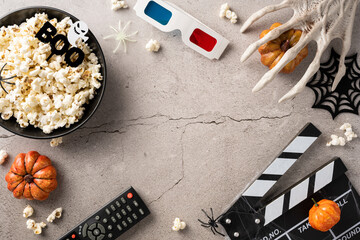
[113,41,122,53]
[213,227,225,237]
[241,0,290,33]
[201,224,211,228]
[210,208,214,219]
[198,219,207,225]
[122,39,127,53]
[214,213,224,222]
[125,31,138,38]
[1,80,15,85]
[210,227,216,235]
[279,42,329,102]
[122,21,131,33]
[110,25,118,33]
[201,209,211,220]
[1,75,17,81]
[253,29,315,92]
[0,82,8,94]
[0,63,7,75]
[118,20,122,31]
[241,16,298,63]
[103,34,115,40]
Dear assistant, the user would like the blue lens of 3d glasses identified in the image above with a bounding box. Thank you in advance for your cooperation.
[144,1,172,25]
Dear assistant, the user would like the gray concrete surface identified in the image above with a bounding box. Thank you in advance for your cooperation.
[1,0,360,239]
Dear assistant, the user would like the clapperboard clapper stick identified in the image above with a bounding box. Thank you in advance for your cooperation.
[202,123,360,240]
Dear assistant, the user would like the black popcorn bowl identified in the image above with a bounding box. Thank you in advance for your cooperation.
[0,6,107,139]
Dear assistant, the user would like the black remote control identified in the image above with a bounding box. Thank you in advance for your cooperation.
[58,187,150,240]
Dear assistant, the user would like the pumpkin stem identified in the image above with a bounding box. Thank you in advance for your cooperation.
[281,39,291,52]
[24,174,34,183]
[312,198,319,207]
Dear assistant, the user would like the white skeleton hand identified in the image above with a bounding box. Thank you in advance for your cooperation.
[241,0,360,102]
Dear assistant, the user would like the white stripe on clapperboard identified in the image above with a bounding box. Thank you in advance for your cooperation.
[243,136,318,198]
[274,189,352,240]
[264,162,335,225]
[283,137,318,153]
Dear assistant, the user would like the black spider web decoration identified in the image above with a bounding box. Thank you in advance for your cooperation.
[306,48,360,119]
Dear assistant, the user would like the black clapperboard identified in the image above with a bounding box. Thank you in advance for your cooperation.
[217,123,360,240]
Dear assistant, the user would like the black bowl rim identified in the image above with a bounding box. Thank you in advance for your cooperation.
[0,6,107,139]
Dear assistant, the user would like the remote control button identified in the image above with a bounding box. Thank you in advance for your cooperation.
[122,221,128,227]
[111,216,117,223]
[117,224,123,231]
[93,229,100,236]
[97,234,105,240]
[87,231,96,240]
[108,225,112,230]
[133,200,139,207]
[115,201,121,207]
[121,209,127,216]
[126,205,132,212]
[89,223,97,231]
[110,205,116,211]
[120,197,126,204]
[95,216,100,220]
[139,209,144,215]
[108,233,113,238]
[132,213,138,220]
[116,213,122,219]
[102,218,108,224]
[127,217,133,224]
[97,223,106,234]
[82,223,89,237]
[127,192,133,199]
[105,208,111,215]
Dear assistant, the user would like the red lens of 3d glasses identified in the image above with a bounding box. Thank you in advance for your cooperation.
[189,28,217,52]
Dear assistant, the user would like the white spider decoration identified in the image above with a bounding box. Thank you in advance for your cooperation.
[104,20,138,53]
[241,0,360,102]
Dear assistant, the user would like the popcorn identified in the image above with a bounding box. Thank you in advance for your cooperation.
[0,13,102,134]
[50,137,63,147]
[326,123,357,147]
[219,3,238,24]
[0,149,8,164]
[111,0,128,10]
[26,219,46,235]
[23,205,34,218]
[47,207,63,223]
[146,39,161,52]
[172,218,186,231]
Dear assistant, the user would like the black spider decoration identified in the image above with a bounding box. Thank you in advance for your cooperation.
[306,48,360,119]
[0,63,16,94]
[198,208,225,236]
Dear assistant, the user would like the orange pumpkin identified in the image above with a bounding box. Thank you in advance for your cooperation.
[5,151,57,201]
[309,198,341,232]
[258,22,308,73]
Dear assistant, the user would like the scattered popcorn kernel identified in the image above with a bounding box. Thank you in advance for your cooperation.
[172,218,186,231]
[47,207,63,223]
[219,3,238,24]
[23,205,34,218]
[50,137,63,147]
[33,222,46,235]
[146,39,161,52]
[26,219,36,230]
[112,0,128,11]
[327,123,357,146]
[0,149,8,164]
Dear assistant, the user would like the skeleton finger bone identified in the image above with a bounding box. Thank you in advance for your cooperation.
[241,17,298,62]
[253,33,313,92]
[279,44,329,103]
[240,0,290,33]
[241,0,360,102]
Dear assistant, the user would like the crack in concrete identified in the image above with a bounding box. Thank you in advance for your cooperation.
[149,125,187,205]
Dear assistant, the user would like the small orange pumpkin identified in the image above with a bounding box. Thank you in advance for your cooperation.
[258,22,308,73]
[5,151,57,201]
[309,198,341,232]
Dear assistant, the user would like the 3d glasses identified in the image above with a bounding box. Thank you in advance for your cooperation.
[134,0,229,60]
